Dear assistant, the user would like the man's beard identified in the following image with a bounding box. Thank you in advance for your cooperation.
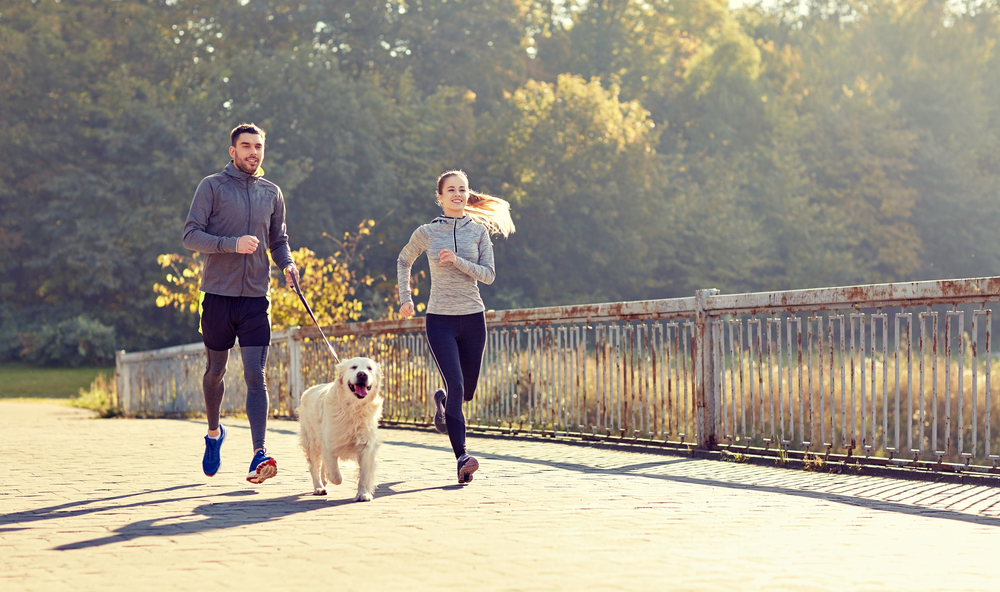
[236,157,259,174]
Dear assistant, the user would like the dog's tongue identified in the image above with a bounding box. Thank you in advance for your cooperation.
[354,384,369,398]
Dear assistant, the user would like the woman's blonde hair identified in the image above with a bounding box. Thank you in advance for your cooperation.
[436,170,515,238]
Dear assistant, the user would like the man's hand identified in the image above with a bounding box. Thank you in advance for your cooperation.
[284,264,300,288]
[399,302,414,318]
[237,235,259,254]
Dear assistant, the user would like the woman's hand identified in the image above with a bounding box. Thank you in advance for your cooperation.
[399,302,415,318]
[438,249,457,265]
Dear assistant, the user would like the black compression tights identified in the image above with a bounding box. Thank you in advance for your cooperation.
[203,345,270,450]
[425,312,487,459]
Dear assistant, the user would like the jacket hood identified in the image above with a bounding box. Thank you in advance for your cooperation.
[224,160,265,181]
[431,215,472,227]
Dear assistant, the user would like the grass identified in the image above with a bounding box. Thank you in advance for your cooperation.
[802,453,828,472]
[73,371,120,417]
[0,362,113,399]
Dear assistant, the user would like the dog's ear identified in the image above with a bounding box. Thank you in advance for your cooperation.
[335,359,349,384]
[373,362,384,387]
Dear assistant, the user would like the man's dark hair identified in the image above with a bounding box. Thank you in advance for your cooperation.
[231,123,266,146]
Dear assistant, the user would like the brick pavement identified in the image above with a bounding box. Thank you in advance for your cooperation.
[3,400,999,592]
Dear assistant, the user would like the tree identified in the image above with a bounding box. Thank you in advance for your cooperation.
[4,0,999,362]
[0,0,205,350]
[472,74,665,306]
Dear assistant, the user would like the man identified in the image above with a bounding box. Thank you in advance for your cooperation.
[183,123,300,484]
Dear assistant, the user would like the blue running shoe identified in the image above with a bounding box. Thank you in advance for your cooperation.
[457,453,478,484]
[247,448,277,484]
[202,425,227,477]
[433,389,448,435]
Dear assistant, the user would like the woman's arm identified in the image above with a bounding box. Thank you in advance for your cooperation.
[397,227,427,309]
[452,226,496,285]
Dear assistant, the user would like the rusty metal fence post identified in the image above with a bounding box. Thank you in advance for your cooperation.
[695,288,720,450]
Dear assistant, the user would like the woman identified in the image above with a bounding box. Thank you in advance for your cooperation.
[397,170,515,484]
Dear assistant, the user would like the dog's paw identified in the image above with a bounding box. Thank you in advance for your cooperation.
[354,491,373,502]
[313,488,327,496]
[331,473,343,486]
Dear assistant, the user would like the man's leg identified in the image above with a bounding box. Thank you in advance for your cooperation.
[241,345,269,452]
[200,293,237,438]
[202,347,230,476]
[236,296,276,484]
[203,348,230,435]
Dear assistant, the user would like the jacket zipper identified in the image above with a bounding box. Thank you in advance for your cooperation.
[241,176,253,296]
[453,218,459,253]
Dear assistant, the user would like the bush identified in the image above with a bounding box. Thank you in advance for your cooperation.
[73,372,120,417]
[0,319,23,362]
[19,316,118,367]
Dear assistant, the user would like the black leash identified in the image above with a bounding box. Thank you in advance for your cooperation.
[289,272,341,363]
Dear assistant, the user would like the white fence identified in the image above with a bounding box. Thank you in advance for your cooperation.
[117,277,1000,474]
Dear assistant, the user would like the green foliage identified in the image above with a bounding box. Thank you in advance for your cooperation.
[477,73,664,305]
[18,316,117,368]
[775,441,789,467]
[721,450,750,463]
[2,0,999,360]
[73,372,120,418]
[803,452,828,473]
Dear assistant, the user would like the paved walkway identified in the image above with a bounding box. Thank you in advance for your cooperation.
[3,401,1000,592]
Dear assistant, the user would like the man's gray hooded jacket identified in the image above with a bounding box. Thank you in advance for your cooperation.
[183,162,293,298]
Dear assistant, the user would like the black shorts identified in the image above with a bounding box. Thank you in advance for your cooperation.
[199,292,271,351]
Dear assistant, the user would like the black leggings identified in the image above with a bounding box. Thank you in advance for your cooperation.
[425,312,487,458]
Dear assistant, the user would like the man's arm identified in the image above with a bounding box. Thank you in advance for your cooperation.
[183,178,241,254]
[268,187,299,285]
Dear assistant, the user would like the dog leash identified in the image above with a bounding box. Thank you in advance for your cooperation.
[289,271,341,363]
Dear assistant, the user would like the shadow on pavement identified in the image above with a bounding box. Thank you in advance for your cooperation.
[378,481,465,497]
[182,419,299,437]
[386,440,1000,528]
[50,481,461,551]
[0,484,207,528]
[53,492,345,550]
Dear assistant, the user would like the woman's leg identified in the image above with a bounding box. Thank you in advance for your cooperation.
[425,314,467,458]
[457,313,487,402]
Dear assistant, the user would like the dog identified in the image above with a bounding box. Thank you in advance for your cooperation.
[298,357,384,502]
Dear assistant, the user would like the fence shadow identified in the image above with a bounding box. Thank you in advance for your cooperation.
[385,440,1000,528]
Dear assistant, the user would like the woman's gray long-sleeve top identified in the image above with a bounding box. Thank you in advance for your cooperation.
[397,215,495,315]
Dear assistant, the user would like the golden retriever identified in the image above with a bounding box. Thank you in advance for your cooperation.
[298,357,383,501]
